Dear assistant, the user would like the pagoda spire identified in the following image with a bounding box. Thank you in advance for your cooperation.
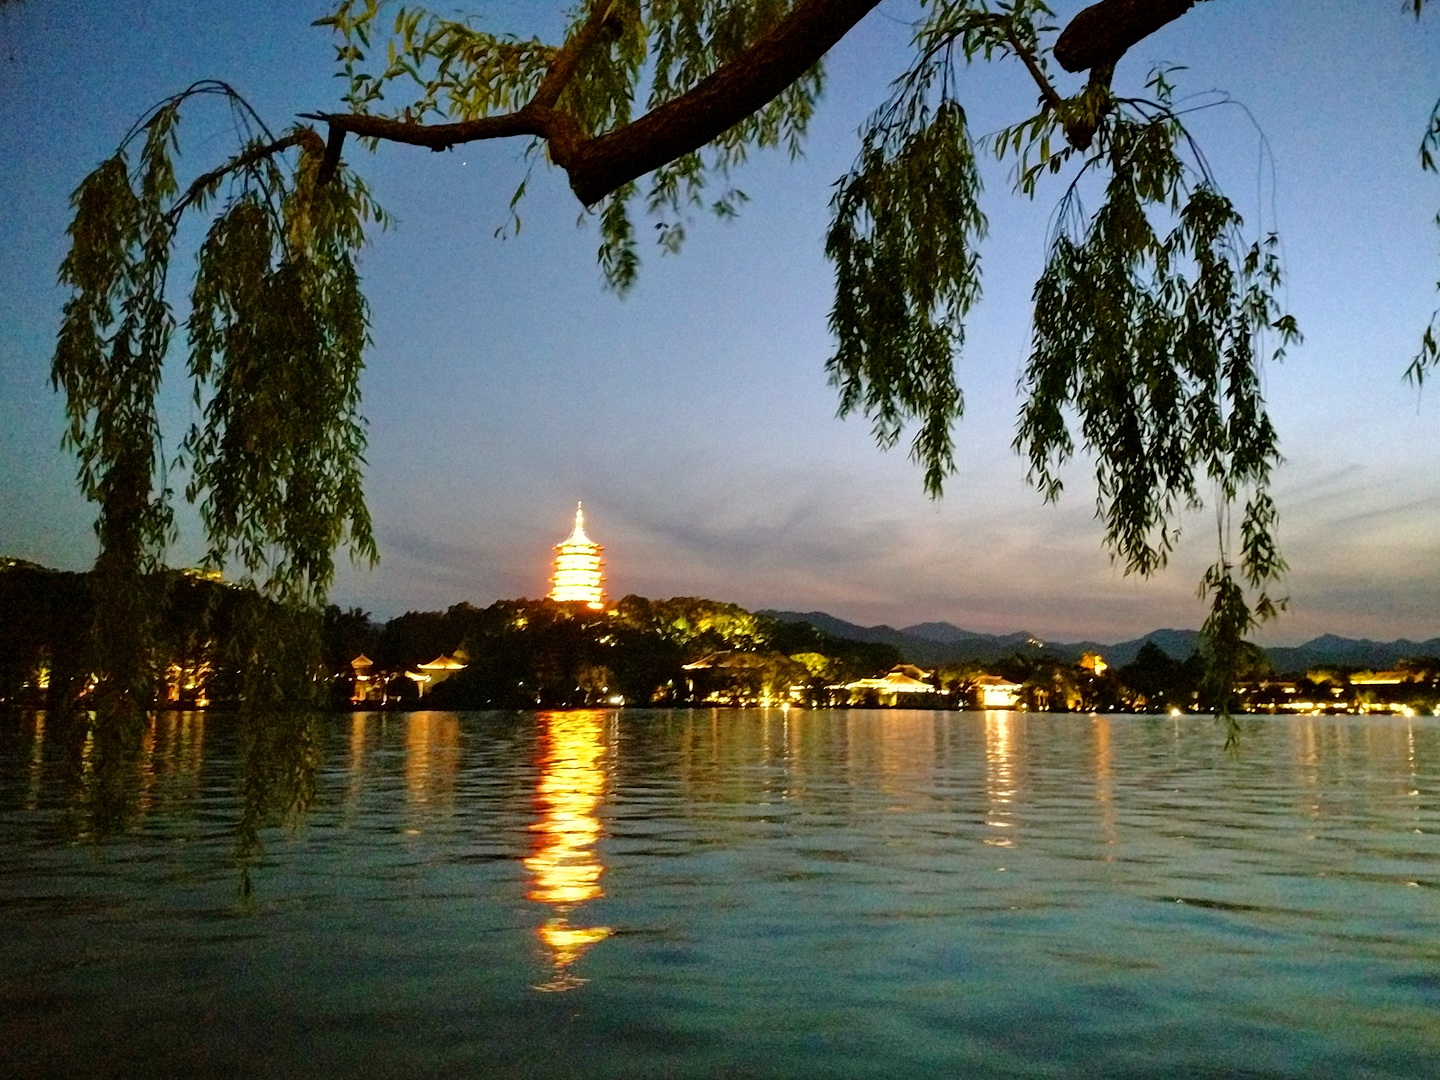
[549,503,606,609]
[568,502,590,544]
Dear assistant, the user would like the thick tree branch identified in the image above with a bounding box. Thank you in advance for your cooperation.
[309,0,883,207]
[303,107,553,151]
[1054,0,1199,75]
[312,0,617,181]
[320,123,345,184]
[559,0,884,205]
[530,0,617,109]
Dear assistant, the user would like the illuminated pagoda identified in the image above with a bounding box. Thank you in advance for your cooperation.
[549,503,606,610]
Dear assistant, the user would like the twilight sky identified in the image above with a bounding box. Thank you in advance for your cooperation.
[2,0,1438,645]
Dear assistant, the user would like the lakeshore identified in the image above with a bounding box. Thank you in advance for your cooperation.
[4,560,1439,717]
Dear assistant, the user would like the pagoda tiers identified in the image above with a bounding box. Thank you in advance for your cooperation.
[549,503,606,609]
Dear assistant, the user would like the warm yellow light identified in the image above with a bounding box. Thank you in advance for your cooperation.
[525,709,613,990]
[549,503,606,607]
[538,919,612,960]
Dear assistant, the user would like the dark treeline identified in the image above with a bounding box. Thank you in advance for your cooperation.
[1,560,254,713]
[329,594,903,709]
[6,559,1439,715]
[0,561,898,710]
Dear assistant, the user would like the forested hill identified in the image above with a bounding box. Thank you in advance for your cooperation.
[5,555,1436,712]
[761,611,1440,672]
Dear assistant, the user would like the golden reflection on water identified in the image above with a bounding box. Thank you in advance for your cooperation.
[858,710,936,807]
[26,713,46,811]
[1292,714,1324,819]
[404,713,460,830]
[673,709,961,813]
[58,711,209,838]
[983,711,1018,847]
[1092,714,1118,854]
[345,713,368,816]
[524,709,614,992]
[1286,714,1429,825]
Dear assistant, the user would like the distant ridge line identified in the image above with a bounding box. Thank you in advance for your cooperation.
[759,610,1440,670]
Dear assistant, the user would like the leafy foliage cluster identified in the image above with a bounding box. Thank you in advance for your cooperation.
[53,83,385,712]
[336,593,899,708]
[319,0,819,286]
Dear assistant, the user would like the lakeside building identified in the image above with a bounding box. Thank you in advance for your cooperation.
[549,503,606,610]
[350,654,382,704]
[844,665,939,706]
[405,654,468,698]
[973,674,1024,709]
[683,650,806,706]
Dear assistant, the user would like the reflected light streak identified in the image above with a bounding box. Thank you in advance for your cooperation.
[525,709,614,991]
[1092,715,1117,855]
[875,712,935,809]
[26,712,45,811]
[1292,716,1324,818]
[984,711,1018,847]
[141,713,206,814]
[405,713,460,824]
[346,714,368,815]
[135,715,159,816]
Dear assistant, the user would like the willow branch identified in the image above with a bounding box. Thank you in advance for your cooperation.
[308,0,883,206]
[1054,0,1200,74]
[1004,25,1065,113]
[531,0,617,109]
[168,128,324,224]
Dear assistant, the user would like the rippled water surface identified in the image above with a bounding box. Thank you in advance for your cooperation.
[3,708,1439,1078]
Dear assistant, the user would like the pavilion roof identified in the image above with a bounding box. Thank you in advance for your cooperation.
[418,654,467,671]
[844,670,933,692]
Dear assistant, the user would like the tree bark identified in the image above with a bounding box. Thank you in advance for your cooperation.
[313,0,884,206]
[558,0,884,205]
[1053,0,1200,74]
[313,0,1205,204]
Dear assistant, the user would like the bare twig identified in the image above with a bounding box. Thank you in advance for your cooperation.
[1004,24,1065,113]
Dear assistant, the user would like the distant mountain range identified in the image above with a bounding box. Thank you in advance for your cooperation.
[760,610,1440,672]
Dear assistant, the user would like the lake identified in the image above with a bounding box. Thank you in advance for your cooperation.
[2,708,1438,1078]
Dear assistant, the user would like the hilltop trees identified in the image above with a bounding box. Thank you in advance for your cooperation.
[411,594,899,707]
[1116,641,1203,712]
[51,2,1439,715]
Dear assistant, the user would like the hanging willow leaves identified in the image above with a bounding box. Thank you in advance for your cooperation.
[827,98,984,497]
[185,138,378,609]
[823,2,1299,732]
[1016,112,1298,734]
[1409,95,1440,385]
[53,102,183,716]
[53,82,384,713]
